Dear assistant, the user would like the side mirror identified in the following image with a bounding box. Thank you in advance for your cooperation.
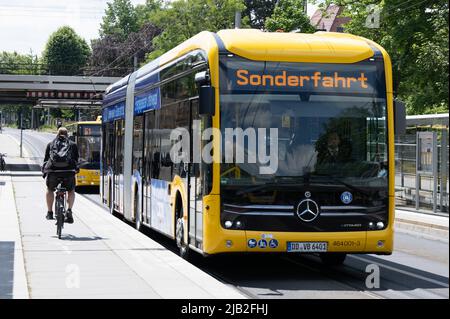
[195,71,209,86]
[199,86,215,116]
[394,99,406,135]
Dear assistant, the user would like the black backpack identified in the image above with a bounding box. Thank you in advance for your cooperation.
[49,137,73,169]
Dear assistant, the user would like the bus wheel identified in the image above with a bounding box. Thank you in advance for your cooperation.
[319,253,347,266]
[175,208,189,259]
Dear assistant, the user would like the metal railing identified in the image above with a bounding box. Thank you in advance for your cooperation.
[395,131,449,213]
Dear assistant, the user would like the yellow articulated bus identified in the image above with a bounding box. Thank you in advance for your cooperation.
[101,29,405,264]
[67,117,102,188]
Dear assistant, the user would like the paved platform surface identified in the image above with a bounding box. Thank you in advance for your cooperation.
[4,175,246,299]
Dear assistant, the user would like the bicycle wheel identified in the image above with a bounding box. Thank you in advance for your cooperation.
[55,198,64,239]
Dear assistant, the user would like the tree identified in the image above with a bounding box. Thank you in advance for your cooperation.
[100,0,140,41]
[90,22,161,76]
[243,0,277,29]
[328,0,448,114]
[136,0,164,26]
[146,0,248,61]
[90,0,162,76]
[42,26,91,76]
[0,51,41,75]
[265,0,315,33]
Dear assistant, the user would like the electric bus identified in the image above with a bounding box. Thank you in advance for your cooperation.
[67,117,101,188]
[101,29,405,264]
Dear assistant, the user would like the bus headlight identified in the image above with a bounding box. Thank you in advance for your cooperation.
[235,221,242,229]
[376,222,384,229]
[224,221,233,229]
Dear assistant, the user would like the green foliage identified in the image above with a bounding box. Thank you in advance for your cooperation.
[0,51,41,75]
[324,0,448,115]
[42,26,91,75]
[265,0,315,33]
[146,0,249,61]
[135,0,164,26]
[243,0,277,29]
[61,109,75,120]
[100,0,141,40]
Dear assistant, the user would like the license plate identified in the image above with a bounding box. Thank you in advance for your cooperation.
[287,242,328,252]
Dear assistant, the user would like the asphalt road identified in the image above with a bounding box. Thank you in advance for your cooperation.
[4,127,102,204]
[4,127,449,299]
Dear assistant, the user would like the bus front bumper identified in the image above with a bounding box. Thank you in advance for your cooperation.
[203,227,394,255]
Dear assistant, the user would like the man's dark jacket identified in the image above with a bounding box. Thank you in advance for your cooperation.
[42,136,79,175]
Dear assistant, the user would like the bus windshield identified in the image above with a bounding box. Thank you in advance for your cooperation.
[219,57,388,188]
[78,124,101,170]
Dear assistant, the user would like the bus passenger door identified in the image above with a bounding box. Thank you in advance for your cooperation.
[143,111,156,226]
[114,119,124,214]
[189,99,203,249]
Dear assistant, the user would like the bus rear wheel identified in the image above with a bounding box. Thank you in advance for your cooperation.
[175,209,189,259]
[319,253,347,266]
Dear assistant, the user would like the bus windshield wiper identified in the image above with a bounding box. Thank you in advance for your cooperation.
[312,175,371,196]
[235,176,306,195]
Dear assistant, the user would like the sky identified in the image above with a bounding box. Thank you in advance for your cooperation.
[0,0,319,56]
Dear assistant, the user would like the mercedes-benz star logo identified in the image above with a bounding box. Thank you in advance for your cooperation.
[296,198,320,222]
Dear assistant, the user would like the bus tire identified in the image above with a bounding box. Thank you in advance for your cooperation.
[319,253,347,266]
[175,205,189,259]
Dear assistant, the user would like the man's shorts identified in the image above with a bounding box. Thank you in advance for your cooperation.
[46,173,76,192]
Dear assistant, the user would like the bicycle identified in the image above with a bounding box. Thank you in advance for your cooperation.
[47,169,76,239]
[0,153,6,171]
[54,178,67,239]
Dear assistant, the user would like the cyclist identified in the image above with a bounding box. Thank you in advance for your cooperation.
[42,127,79,223]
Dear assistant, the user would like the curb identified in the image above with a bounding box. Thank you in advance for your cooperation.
[0,175,30,299]
[394,219,449,242]
[395,217,449,232]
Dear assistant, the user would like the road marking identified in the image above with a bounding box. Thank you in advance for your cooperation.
[349,255,449,288]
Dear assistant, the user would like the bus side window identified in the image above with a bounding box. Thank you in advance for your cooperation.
[173,101,190,178]
[133,115,144,174]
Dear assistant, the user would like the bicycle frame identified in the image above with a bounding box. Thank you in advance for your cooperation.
[55,181,67,239]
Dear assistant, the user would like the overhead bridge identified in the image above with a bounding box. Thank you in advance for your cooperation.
[0,74,120,105]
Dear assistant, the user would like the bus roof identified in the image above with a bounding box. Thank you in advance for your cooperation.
[105,29,383,97]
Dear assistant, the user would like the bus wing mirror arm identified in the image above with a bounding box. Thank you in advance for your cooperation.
[394,99,406,135]
[199,86,215,116]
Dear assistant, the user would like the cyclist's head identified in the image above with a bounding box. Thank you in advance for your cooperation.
[57,127,68,138]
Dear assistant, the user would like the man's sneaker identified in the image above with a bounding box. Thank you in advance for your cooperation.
[46,211,54,220]
[65,210,74,224]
